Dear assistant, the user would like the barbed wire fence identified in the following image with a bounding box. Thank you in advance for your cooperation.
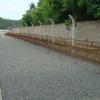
[9,17,100,64]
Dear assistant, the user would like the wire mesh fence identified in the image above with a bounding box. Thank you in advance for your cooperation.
[6,32,100,64]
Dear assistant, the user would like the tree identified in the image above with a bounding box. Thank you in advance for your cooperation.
[21,3,36,26]
[21,0,100,26]
[0,17,19,29]
[37,0,66,23]
[86,0,100,19]
[29,3,35,10]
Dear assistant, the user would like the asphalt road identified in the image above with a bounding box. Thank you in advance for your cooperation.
[0,36,100,100]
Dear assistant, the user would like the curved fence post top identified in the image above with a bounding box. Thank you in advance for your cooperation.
[25,23,27,27]
[68,15,75,26]
[38,21,42,26]
[30,22,34,26]
[68,15,75,46]
[49,18,54,25]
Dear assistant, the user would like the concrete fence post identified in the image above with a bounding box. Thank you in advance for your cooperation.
[68,15,75,46]
[17,25,20,33]
[30,22,34,35]
[25,23,28,34]
[38,21,42,39]
[20,24,24,34]
[49,18,54,42]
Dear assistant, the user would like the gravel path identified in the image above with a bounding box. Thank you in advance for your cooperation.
[0,36,100,100]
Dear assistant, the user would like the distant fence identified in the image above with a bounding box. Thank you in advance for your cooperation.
[12,23,70,38]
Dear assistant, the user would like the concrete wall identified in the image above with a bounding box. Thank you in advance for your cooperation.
[76,21,100,42]
[13,21,100,42]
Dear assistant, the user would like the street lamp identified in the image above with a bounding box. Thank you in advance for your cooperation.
[68,15,75,46]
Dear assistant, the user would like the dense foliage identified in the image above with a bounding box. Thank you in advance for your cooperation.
[21,0,100,26]
[0,17,19,29]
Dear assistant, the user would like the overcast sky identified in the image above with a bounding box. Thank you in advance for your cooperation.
[0,0,39,20]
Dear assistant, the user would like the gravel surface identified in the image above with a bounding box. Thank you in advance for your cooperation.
[0,36,100,100]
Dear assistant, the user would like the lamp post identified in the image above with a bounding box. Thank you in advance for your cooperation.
[68,15,75,46]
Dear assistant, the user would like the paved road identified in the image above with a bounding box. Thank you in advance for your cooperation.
[0,36,100,100]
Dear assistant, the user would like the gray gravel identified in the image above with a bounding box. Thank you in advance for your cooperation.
[0,36,100,100]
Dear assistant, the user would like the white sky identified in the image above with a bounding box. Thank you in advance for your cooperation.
[0,0,39,20]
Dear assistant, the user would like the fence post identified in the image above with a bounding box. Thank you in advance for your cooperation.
[17,24,20,33]
[25,23,28,34]
[30,22,34,34]
[38,21,42,39]
[20,24,24,34]
[49,18,54,42]
[68,15,75,46]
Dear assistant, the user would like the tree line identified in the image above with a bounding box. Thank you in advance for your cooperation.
[21,0,100,26]
[0,17,19,29]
